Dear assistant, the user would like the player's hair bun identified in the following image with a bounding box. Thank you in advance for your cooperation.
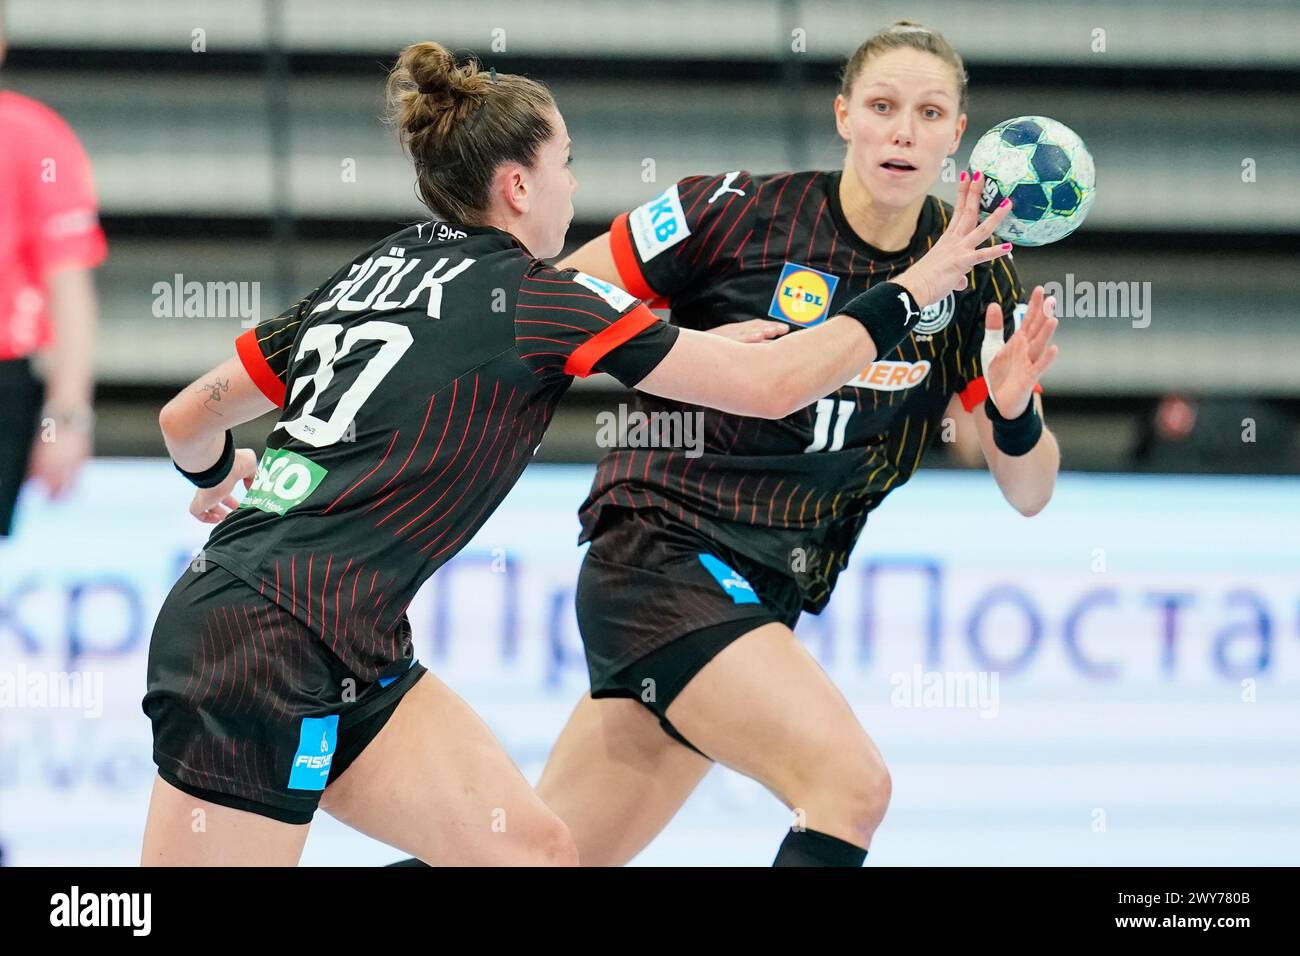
[384,41,556,225]
[388,41,493,144]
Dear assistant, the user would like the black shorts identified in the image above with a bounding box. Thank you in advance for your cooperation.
[143,559,427,824]
[576,507,803,755]
[0,358,43,538]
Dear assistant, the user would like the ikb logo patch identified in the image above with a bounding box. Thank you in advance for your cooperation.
[628,184,690,261]
[698,553,761,605]
[241,447,328,516]
[288,714,338,790]
[768,262,840,327]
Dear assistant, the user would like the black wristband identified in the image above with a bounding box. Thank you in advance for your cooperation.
[985,396,1043,456]
[174,430,235,488]
[836,281,924,358]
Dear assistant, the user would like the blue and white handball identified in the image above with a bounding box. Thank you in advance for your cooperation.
[968,115,1096,246]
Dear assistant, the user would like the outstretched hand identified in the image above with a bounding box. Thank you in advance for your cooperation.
[896,170,1013,307]
[984,285,1059,419]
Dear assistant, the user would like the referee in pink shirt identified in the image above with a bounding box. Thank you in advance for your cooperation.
[0,16,106,537]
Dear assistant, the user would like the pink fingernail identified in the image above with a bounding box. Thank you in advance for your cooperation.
[999,198,1010,208]
[974,170,983,182]
[1001,243,1012,250]
[959,170,968,183]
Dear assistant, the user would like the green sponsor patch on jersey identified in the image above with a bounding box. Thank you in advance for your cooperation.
[241,448,328,516]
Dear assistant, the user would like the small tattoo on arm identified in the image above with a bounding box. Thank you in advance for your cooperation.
[200,377,230,415]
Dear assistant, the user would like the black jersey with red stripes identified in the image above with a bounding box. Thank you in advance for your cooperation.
[201,220,677,681]
[581,169,1036,611]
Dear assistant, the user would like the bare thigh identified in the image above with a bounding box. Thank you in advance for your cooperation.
[667,622,892,849]
[140,774,310,866]
[320,671,577,866]
[537,694,712,866]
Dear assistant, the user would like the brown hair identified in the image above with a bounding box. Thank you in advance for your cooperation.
[840,20,969,111]
[385,41,556,225]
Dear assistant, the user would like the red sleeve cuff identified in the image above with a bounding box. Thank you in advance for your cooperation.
[608,213,658,302]
[564,304,660,378]
[236,327,286,406]
[39,230,108,277]
[959,376,1043,414]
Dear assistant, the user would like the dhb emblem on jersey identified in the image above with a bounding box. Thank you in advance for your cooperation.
[288,714,338,791]
[572,272,637,312]
[913,291,956,336]
[768,262,840,327]
[416,220,467,242]
[629,184,690,262]
[698,553,761,605]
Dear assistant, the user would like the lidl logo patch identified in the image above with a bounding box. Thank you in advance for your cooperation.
[768,262,840,327]
[241,447,328,516]
[698,553,761,605]
[288,714,338,791]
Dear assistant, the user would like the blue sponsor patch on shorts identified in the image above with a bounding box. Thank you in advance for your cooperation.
[288,714,338,791]
[698,553,761,605]
[377,656,418,688]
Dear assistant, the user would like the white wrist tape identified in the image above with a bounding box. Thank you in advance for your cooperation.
[981,303,1027,413]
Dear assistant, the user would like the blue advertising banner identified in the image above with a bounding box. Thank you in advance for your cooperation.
[2,462,1298,865]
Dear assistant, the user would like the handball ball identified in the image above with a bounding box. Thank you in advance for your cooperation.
[968,115,1096,246]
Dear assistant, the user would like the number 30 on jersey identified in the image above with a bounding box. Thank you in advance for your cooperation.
[277,321,413,447]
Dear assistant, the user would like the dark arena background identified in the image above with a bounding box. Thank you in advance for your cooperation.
[0,0,1297,892]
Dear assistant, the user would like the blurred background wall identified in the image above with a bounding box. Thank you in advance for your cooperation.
[4,0,1298,471]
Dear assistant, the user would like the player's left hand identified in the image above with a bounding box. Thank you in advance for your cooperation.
[705,319,790,343]
[190,447,258,524]
[984,285,1059,419]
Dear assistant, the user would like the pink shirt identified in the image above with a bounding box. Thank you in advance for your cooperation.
[0,90,107,360]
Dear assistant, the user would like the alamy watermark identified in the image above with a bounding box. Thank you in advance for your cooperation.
[50,886,151,935]
[596,404,705,459]
[152,273,261,327]
[889,664,1000,718]
[1041,274,1152,328]
[1,663,104,718]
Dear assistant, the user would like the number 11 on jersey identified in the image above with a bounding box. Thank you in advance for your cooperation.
[804,398,855,453]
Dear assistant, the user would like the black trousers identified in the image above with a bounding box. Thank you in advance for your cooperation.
[0,357,43,537]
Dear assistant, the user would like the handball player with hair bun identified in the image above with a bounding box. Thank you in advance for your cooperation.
[141,38,1008,865]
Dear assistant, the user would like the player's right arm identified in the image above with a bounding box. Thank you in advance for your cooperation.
[157,354,266,522]
[159,289,315,522]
